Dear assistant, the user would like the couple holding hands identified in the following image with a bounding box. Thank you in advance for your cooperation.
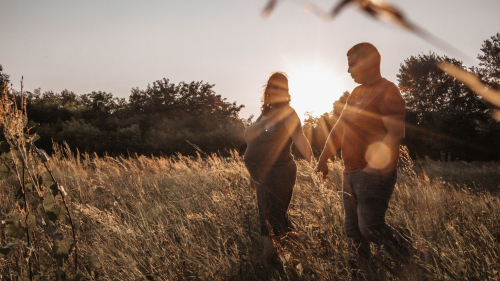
[243,43,427,271]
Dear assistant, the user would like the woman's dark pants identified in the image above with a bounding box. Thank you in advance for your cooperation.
[256,161,297,236]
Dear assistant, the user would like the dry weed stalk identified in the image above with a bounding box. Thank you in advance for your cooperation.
[0,80,82,280]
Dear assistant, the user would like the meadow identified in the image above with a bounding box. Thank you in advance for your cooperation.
[1,144,499,280]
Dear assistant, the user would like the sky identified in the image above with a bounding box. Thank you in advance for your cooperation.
[1,0,499,121]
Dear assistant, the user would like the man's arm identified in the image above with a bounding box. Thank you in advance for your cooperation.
[363,83,405,173]
[316,117,344,178]
[363,115,404,174]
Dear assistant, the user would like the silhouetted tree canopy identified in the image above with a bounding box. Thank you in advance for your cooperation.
[22,79,246,157]
[0,64,9,94]
[477,32,500,89]
[301,91,349,157]
[397,52,500,161]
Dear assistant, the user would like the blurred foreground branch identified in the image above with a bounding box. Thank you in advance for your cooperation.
[438,62,500,121]
[262,0,472,60]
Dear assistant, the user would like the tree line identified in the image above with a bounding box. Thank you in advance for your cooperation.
[0,75,251,157]
[1,32,499,161]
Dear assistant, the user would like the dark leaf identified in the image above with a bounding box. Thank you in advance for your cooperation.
[89,253,102,270]
[69,272,84,281]
[37,175,44,187]
[37,149,49,163]
[43,171,54,188]
[58,205,67,222]
[15,187,23,199]
[27,214,36,230]
[43,194,54,211]
[52,231,64,241]
[47,205,65,222]
[4,213,25,239]
[19,269,31,281]
[56,267,65,280]
[46,211,58,222]
[0,163,11,181]
[54,242,75,264]
[72,220,81,230]
[21,116,28,127]
[1,150,19,159]
[10,149,20,158]
[0,245,14,256]
[50,182,59,196]
[0,141,10,153]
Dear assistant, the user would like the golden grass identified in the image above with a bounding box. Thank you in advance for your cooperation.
[1,145,499,280]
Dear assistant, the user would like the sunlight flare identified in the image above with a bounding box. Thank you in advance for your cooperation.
[286,62,346,120]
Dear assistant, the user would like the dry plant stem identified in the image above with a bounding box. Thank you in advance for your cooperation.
[11,158,33,281]
[43,161,78,269]
[9,85,38,281]
[20,77,24,116]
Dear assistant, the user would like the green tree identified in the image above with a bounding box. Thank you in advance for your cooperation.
[25,78,247,157]
[477,32,500,89]
[0,64,10,94]
[300,91,349,157]
[397,52,499,161]
[128,79,244,119]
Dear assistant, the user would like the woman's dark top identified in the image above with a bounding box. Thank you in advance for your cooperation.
[243,107,296,236]
[243,109,294,181]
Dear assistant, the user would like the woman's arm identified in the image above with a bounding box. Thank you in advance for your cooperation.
[316,118,344,178]
[283,108,314,163]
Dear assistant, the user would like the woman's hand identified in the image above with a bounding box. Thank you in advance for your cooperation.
[283,107,314,162]
[316,159,329,179]
[249,179,256,191]
[308,157,318,169]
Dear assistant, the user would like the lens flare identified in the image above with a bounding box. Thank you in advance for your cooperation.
[365,141,391,170]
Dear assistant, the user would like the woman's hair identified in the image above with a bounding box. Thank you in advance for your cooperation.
[260,72,291,116]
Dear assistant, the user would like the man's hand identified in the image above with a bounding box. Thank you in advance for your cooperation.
[316,159,329,179]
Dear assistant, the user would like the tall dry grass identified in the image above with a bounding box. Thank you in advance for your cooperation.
[1,144,499,280]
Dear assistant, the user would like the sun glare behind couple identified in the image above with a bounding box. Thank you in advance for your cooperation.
[286,62,347,121]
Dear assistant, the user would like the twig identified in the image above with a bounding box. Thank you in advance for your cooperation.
[10,82,33,281]
[42,154,78,269]
[11,159,33,281]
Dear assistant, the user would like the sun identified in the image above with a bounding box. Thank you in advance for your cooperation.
[286,62,346,121]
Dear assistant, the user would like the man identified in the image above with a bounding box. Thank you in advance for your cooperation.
[316,43,424,269]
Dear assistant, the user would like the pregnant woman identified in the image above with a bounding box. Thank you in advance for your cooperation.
[244,72,314,265]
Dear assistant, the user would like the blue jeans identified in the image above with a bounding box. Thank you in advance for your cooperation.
[343,170,415,261]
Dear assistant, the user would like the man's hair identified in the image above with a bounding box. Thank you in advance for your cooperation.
[347,43,381,68]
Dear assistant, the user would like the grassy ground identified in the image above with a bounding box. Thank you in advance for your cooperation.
[1,145,499,280]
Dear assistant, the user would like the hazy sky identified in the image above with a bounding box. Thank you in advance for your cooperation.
[1,0,499,121]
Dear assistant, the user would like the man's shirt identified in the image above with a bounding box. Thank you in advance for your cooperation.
[340,78,405,174]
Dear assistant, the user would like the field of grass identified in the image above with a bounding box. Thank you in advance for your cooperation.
[1,145,499,280]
